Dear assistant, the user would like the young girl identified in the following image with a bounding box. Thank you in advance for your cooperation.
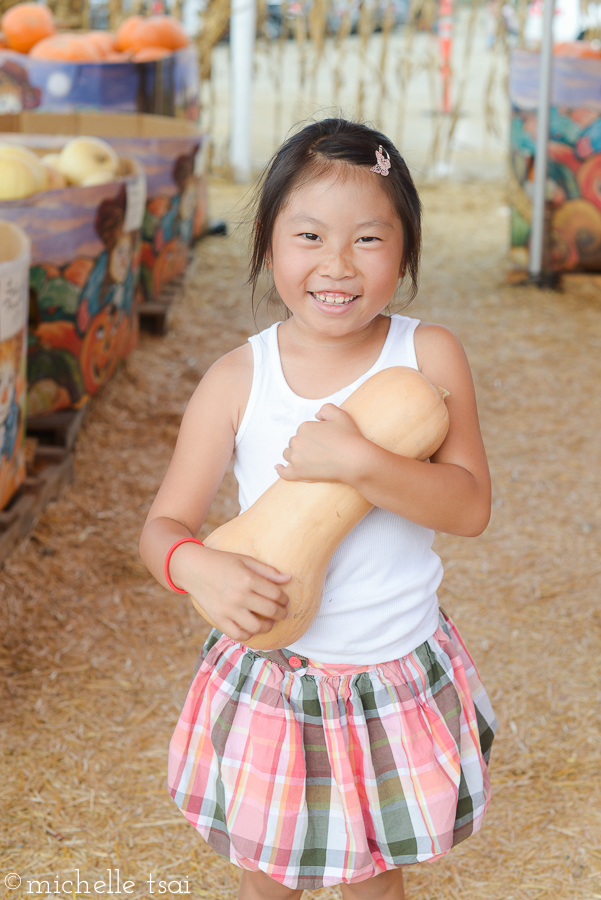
[139,118,496,900]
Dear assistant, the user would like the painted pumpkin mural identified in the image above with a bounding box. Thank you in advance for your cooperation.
[0,58,41,114]
[103,136,206,302]
[0,332,27,508]
[138,145,201,300]
[27,182,143,412]
[0,221,29,510]
[0,43,199,119]
[80,304,121,395]
[0,151,145,415]
[510,48,601,271]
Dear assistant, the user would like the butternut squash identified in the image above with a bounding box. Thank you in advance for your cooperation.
[191,366,450,651]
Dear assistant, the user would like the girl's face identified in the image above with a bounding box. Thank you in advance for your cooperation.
[267,166,405,337]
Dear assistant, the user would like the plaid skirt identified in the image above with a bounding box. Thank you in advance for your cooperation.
[168,609,496,891]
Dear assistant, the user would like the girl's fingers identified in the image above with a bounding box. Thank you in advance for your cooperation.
[223,618,265,643]
[274,463,309,482]
[229,608,281,641]
[247,593,289,622]
[242,554,291,583]
[315,402,341,421]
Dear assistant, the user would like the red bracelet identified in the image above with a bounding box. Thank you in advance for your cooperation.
[164,538,204,593]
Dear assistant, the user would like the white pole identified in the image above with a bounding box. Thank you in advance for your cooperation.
[230,0,256,183]
[528,0,555,282]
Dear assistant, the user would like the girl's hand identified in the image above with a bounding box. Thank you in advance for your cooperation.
[275,404,371,484]
[170,542,291,644]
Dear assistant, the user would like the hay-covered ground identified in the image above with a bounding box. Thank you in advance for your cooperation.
[1,179,600,900]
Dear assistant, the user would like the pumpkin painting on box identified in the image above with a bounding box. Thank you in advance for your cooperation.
[0,162,145,416]
[0,57,40,114]
[106,135,206,301]
[510,48,601,271]
[0,221,30,511]
[0,45,199,119]
[0,328,27,510]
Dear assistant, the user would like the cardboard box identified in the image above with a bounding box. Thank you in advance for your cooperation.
[0,124,147,415]
[0,45,199,120]
[510,49,601,272]
[0,222,30,509]
[1,112,208,301]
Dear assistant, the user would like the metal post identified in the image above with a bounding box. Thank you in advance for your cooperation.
[230,0,256,183]
[528,0,555,283]
[438,0,454,114]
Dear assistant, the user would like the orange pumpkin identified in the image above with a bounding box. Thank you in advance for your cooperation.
[104,50,130,62]
[38,262,61,281]
[152,237,187,297]
[133,44,172,62]
[555,41,601,58]
[35,320,82,357]
[80,305,120,394]
[63,257,94,287]
[85,30,116,58]
[552,198,601,266]
[115,311,138,360]
[129,15,189,53]
[550,226,579,271]
[0,2,56,53]
[115,15,143,51]
[577,155,601,212]
[147,195,170,218]
[30,33,102,62]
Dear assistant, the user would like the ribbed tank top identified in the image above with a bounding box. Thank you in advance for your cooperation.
[233,314,443,664]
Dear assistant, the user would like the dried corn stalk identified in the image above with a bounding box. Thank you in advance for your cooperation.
[197,0,509,181]
[196,0,231,82]
[308,0,330,101]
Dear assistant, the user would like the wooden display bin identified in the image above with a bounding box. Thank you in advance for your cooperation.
[0,126,146,416]
[510,48,601,272]
[0,45,199,120]
[0,221,30,509]
[0,112,208,304]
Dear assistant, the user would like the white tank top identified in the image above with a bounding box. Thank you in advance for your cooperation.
[233,314,443,664]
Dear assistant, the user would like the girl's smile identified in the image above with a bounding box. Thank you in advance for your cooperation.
[311,291,357,305]
[309,290,359,315]
[267,166,405,336]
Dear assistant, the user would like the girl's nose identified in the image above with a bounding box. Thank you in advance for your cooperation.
[318,248,356,279]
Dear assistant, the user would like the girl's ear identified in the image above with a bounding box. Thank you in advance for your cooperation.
[265,252,273,270]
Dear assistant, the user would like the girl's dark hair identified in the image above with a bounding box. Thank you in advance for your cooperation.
[248,118,422,309]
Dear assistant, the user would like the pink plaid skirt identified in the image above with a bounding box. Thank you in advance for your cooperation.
[168,609,496,890]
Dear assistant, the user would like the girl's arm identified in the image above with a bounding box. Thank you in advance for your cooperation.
[275,325,491,537]
[139,347,290,642]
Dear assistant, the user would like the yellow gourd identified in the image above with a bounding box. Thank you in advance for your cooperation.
[191,366,450,651]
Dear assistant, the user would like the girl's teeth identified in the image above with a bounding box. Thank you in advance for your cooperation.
[312,292,356,305]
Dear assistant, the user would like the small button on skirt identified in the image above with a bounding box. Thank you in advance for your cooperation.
[168,608,496,891]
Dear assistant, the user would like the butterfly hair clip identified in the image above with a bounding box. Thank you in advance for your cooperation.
[370,145,391,177]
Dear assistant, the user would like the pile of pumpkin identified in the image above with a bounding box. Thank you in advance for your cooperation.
[0,2,189,62]
[0,136,123,200]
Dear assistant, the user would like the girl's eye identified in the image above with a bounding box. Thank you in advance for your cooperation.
[358,236,379,243]
[300,233,320,241]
